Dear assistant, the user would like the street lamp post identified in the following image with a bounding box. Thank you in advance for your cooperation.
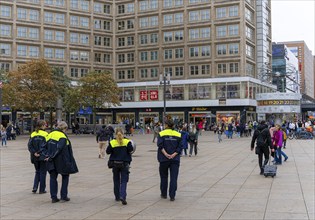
[160,73,170,128]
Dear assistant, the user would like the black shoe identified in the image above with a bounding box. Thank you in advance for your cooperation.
[52,198,60,203]
[160,194,167,199]
[60,197,70,202]
[115,198,120,202]
[170,198,175,201]
[32,189,37,193]
[39,191,47,194]
[120,199,127,205]
[284,157,288,162]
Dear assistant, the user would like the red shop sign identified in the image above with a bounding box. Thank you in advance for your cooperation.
[150,90,158,100]
[140,90,148,101]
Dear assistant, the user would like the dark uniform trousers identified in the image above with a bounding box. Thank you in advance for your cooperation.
[258,146,270,169]
[33,161,47,192]
[112,165,129,200]
[50,170,69,200]
[159,160,179,199]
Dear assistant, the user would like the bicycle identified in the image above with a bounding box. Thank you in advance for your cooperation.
[288,131,297,140]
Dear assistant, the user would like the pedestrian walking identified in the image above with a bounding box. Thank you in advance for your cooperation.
[273,124,283,165]
[1,127,7,147]
[180,127,189,156]
[250,120,274,175]
[157,119,183,201]
[152,123,161,143]
[217,126,223,142]
[188,125,198,157]
[44,122,79,203]
[106,127,134,205]
[96,125,110,159]
[28,120,48,194]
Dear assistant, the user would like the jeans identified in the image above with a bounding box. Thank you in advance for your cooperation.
[2,137,7,146]
[50,170,69,200]
[112,165,129,200]
[33,161,47,192]
[275,147,282,164]
[189,141,197,155]
[159,161,179,199]
[281,150,288,160]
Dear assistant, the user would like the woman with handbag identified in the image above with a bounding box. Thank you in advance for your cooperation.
[106,127,134,205]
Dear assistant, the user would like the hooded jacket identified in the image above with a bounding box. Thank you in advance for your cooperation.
[250,124,273,150]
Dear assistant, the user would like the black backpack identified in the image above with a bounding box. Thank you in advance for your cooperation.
[256,128,267,147]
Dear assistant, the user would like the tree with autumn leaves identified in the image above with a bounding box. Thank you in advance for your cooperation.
[74,71,121,132]
[2,59,120,133]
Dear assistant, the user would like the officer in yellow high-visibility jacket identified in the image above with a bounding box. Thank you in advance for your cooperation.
[157,119,183,201]
[106,127,134,205]
[28,120,48,194]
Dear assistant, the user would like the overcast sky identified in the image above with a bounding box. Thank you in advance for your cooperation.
[271,0,315,55]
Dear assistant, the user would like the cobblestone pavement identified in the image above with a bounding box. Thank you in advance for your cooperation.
[1,131,314,220]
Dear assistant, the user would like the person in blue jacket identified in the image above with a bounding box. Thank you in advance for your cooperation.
[157,119,183,201]
[106,127,134,205]
[28,120,48,194]
[180,126,189,156]
[44,122,78,203]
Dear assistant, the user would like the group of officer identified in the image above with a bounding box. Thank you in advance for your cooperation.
[28,120,78,203]
[28,118,183,205]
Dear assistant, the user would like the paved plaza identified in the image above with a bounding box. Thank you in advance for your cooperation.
[0,131,314,220]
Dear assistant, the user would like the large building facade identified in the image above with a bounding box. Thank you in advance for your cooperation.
[282,41,314,99]
[0,0,276,126]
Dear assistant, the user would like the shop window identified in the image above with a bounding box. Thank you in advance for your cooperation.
[226,84,240,98]
[122,88,134,101]
[216,84,226,99]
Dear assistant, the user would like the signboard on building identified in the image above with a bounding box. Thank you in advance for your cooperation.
[140,91,148,101]
[149,90,158,100]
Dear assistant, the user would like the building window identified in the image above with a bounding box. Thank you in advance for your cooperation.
[245,26,254,40]
[29,10,39,21]
[70,51,79,60]
[70,68,78,77]
[140,52,148,61]
[118,21,125,30]
[17,27,27,38]
[118,54,125,63]
[0,43,11,56]
[175,30,183,41]
[190,47,199,57]
[228,24,239,36]
[80,0,89,11]
[163,14,173,25]
[55,49,65,59]
[216,7,226,19]
[70,33,79,43]
[94,53,101,62]
[175,66,184,76]
[80,68,88,77]
[229,43,239,54]
[175,48,184,58]
[104,21,111,30]
[94,36,101,45]
[246,44,254,58]
[44,48,54,58]
[150,33,158,43]
[17,45,27,57]
[229,63,239,73]
[70,16,79,26]
[118,38,125,47]
[127,36,134,46]
[0,24,11,37]
[245,8,254,22]
[104,37,111,46]
[127,70,134,79]
[0,63,10,71]
[216,44,226,56]
[80,17,89,28]
[118,70,125,80]
[29,46,39,57]
[164,32,172,42]
[44,12,53,23]
[80,51,89,61]
[201,46,210,56]
[127,53,134,62]
[164,67,173,76]
[94,2,103,13]
[140,69,148,78]
[80,34,89,44]
[104,54,111,63]
[127,20,134,29]
[201,65,210,75]
[175,13,183,24]
[56,14,65,24]
[246,63,255,77]
[29,28,39,39]
[0,5,11,18]
[140,35,148,44]
[217,63,227,74]
[126,3,134,13]
[55,31,65,42]
[164,49,173,60]
[151,51,158,60]
[104,4,110,14]
[17,8,27,20]
[229,5,238,17]
[190,66,199,75]
[44,30,53,41]
[216,26,226,38]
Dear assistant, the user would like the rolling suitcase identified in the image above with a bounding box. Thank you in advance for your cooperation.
[264,158,277,178]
